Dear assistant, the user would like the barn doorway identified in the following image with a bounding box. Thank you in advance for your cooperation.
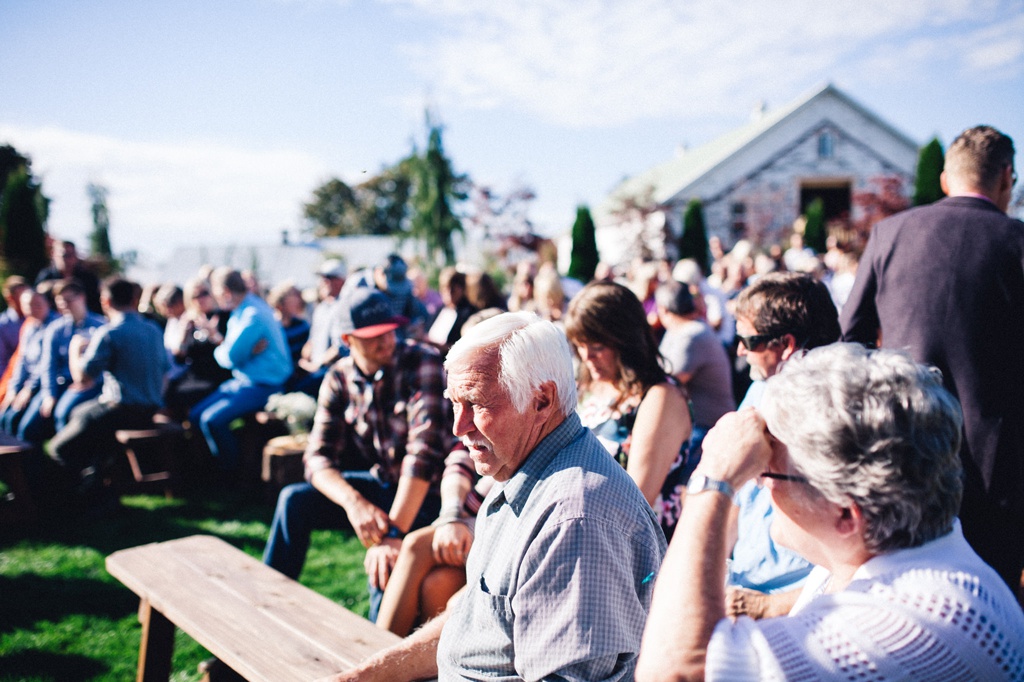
[800,181,851,221]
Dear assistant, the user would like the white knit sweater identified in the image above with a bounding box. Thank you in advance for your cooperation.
[706,522,1024,681]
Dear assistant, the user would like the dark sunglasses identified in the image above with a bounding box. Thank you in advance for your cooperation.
[737,333,781,351]
[195,290,211,298]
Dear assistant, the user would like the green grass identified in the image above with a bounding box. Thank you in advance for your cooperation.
[0,490,369,681]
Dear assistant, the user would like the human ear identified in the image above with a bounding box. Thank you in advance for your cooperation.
[779,334,799,361]
[533,381,556,414]
[834,502,865,538]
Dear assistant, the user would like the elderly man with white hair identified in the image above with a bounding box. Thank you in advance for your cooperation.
[637,343,1024,681]
[323,311,667,682]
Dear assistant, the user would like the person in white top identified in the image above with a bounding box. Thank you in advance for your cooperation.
[637,343,1024,682]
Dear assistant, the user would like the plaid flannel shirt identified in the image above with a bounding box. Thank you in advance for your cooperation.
[303,339,450,487]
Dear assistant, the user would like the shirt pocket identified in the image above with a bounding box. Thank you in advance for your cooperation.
[461,587,515,671]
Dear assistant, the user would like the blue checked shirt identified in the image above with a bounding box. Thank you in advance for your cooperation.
[436,412,667,681]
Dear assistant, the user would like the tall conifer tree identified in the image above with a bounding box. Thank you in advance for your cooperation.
[567,205,599,283]
[913,137,946,206]
[678,199,710,275]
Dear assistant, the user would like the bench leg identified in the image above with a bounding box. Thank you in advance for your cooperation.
[137,599,175,681]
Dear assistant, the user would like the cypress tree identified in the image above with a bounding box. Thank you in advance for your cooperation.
[678,199,710,275]
[87,183,115,264]
[913,137,945,206]
[803,197,827,253]
[408,118,467,267]
[567,205,598,283]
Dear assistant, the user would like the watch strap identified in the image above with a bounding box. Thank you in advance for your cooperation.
[686,473,735,499]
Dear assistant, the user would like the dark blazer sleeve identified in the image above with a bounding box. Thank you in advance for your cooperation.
[839,231,881,346]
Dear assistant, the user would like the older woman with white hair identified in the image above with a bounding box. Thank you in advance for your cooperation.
[638,343,1024,681]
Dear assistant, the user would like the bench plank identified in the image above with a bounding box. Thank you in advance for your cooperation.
[107,535,400,681]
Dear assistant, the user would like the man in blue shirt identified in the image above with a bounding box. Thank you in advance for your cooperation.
[49,277,169,506]
[16,279,105,445]
[725,272,840,619]
[189,267,290,474]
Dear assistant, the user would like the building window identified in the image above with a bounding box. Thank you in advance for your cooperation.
[818,132,835,159]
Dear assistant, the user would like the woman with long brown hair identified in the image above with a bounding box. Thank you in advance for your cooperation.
[565,280,693,539]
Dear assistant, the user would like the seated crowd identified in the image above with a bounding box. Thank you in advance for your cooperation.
[4,127,1024,682]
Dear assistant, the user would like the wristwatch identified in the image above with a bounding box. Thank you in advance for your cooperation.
[686,473,735,499]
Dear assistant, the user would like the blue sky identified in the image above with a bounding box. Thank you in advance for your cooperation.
[2,0,1023,266]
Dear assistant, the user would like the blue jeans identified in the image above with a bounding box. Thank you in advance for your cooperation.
[55,383,103,431]
[263,472,441,622]
[17,384,102,444]
[189,378,280,471]
[0,394,32,436]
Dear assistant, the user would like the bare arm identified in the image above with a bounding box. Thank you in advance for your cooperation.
[673,370,695,385]
[638,490,733,682]
[387,475,430,534]
[637,410,771,682]
[628,382,692,505]
[364,475,432,590]
[433,467,474,565]
[317,605,452,682]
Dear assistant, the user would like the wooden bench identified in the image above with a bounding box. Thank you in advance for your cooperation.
[115,419,186,498]
[106,534,401,681]
[261,433,307,501]
[0,433,37,525]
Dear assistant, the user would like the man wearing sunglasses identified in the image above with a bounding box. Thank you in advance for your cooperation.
[724,272,840,618]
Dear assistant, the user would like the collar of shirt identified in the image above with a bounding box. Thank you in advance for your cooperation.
[487,411,585,518]
[954,192,997,206]
[348,353,396,386]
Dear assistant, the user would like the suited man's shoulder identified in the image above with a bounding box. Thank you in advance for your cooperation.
[876,196,1022,233]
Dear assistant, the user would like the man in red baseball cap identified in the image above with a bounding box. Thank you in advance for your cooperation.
[263,287,453,621]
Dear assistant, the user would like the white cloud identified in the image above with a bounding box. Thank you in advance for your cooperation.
[959,14,1024,76]
[0,125,330,262]
[389,0,1021,127]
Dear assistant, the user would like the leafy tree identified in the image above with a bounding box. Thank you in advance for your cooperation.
[303,165,414,238]
[567,205,599,283]
[358,162,413,235]
[87,183,114,261]
[303,177,359,236]
[803,197,827,253]
[607,184,662,262]
[0,145,49,282]
[852,175,909,242]
[678,199,709,275]
[913,137,945,206]
[407,116,468,267]
[0,144,30,191]
[464,183,536,240]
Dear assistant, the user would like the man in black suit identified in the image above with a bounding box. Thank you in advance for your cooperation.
[841,125,1023,592]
